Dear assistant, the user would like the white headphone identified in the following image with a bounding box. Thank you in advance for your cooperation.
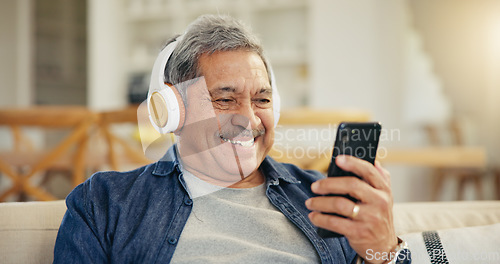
[147,35,281,134]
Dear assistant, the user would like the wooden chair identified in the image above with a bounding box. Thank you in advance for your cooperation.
[494,168,500,200]
[0,107,97,201]
[93,105,153,171]
[424,120,486,200]
[35,106,153,193]
[268,107,371,171]
[271,110,488,202]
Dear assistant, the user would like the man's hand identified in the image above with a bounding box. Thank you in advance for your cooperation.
[305,155,398,264]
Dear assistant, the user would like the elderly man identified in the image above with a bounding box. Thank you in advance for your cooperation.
[54,15,410,264]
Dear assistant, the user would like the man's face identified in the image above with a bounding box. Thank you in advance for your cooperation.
[177,50,275,186]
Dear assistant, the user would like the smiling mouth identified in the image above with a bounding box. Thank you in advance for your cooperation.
[219,134,255,147]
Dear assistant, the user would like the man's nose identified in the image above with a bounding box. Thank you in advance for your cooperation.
[231,102,261,129]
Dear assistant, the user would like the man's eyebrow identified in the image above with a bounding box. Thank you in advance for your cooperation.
[258,88,272,94]
[210,86,236,94]
[209,86,272,96]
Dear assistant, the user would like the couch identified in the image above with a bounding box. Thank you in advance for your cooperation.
[1,200,500,264]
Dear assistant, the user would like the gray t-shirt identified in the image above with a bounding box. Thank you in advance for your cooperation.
[170,169,320,263]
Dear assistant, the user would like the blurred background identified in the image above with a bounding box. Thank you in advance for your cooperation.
[0,0,499,203]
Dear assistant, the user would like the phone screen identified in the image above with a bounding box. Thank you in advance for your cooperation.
[327,122,381,178]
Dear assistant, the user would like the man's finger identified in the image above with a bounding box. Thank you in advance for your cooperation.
[310,177,376,202]
[308,211,357,237]
[305,196,358,218]
[374,160,391,187]
[336,155,389,191]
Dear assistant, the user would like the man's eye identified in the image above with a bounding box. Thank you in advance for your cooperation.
[214,98,235,105]
[254,98,272,108]
[212,98,235,110]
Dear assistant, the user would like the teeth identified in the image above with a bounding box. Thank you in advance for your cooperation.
[220,135,254,147]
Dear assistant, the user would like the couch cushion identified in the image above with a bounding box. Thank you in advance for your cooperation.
[1,200,500,263]
[400,223,500,264]
[0,200,66,264]
[394,201,500,235]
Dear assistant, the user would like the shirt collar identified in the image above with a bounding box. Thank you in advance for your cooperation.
[152,145,182,177]
[261,156,301,185]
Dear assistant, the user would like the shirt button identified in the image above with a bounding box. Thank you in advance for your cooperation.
[184,198,193,206]
[168,238,177,245]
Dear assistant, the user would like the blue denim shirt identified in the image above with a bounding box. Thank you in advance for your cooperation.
[53,146,357,264]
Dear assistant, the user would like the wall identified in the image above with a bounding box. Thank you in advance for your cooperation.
[87,0,127,110]
[0,0,32,107]
[308,0,429,202]
[410,0,500,165]
[308,0,499,201]
[308,0,414,141]
[34,0,87,105]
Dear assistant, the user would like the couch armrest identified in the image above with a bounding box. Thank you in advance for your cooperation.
[0,200,67,264]
[394,201,500,235]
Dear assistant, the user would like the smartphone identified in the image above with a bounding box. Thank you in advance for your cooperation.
[317,122,382,239]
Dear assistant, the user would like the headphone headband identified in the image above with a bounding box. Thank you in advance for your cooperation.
[149,35,183,94]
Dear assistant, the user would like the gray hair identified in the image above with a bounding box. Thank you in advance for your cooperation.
[163,14,270,89]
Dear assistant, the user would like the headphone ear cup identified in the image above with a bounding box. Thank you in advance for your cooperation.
[171,85,185,133]
[149,91,169,129]
[147,84,185,134]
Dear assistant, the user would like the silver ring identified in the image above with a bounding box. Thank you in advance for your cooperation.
[351,204,360,219]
